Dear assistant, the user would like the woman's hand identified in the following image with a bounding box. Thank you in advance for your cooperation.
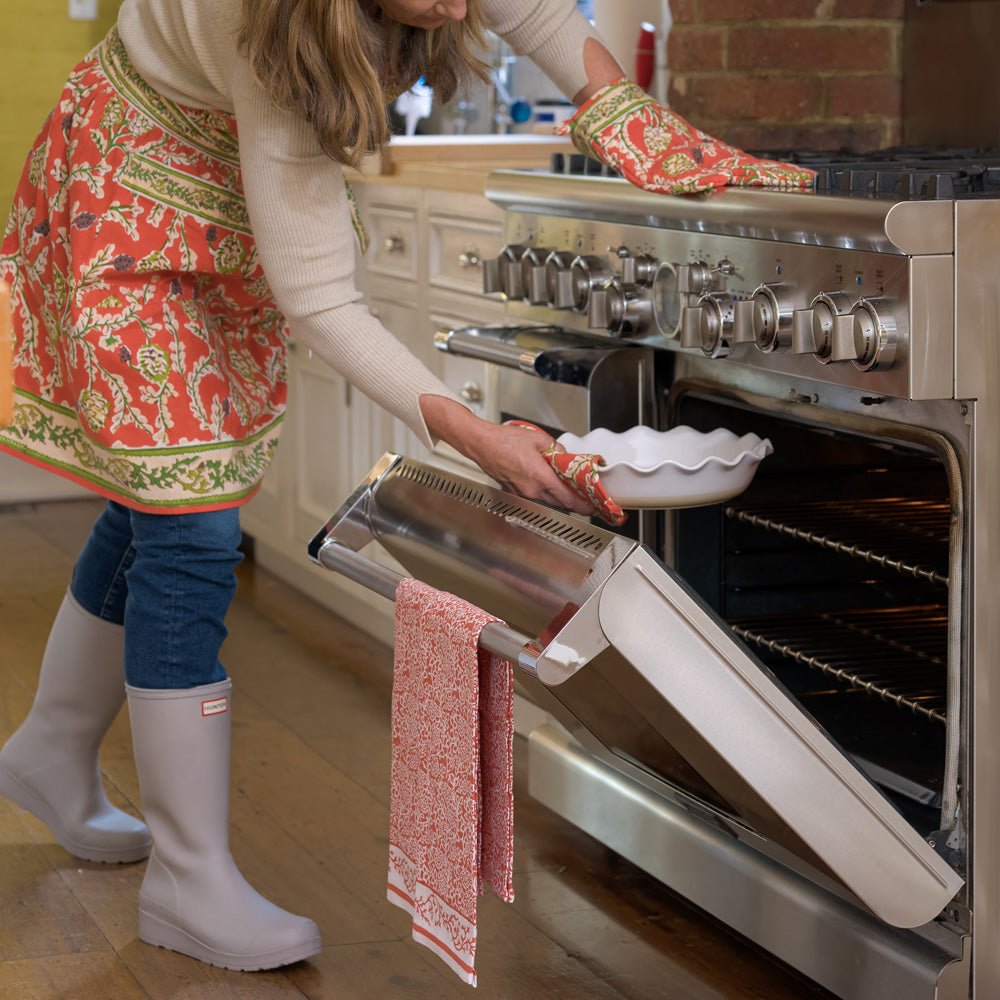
[561,79,815,196]
[419,395,594,516]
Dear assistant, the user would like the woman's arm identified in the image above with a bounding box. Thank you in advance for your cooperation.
[228,58,595,514]
[482,0,812,194]
[481,0,624,106]
[572,37,627,104]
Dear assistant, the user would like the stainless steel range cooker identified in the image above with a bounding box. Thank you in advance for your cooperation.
[313,151,1000,998]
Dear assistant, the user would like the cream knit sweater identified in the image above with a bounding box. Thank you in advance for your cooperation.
[117,0,598,448]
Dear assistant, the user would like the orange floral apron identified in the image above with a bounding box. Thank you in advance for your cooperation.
[0,28,364,512]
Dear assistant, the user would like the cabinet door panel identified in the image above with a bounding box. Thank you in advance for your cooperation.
[428,310,499,424]
[370,295,430,464]
[290,350,353,543]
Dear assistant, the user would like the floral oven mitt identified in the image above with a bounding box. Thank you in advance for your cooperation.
[506,420,626,527]
[559,79,815,196]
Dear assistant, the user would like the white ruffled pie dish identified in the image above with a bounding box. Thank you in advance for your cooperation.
[557,425,774,508]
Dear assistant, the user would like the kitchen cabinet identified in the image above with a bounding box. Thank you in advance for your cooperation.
[241,171,507,642]
[368,285,429,468]
[240,337,395,635]
[288,345,388,546]
[427,297,503,475]
[422,188,506,477]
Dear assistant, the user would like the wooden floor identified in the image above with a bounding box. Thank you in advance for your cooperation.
[0,498,836,1000]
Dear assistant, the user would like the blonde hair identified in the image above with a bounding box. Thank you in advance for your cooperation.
[238,0,490,169]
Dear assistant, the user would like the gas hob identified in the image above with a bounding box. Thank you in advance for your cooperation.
[549,147,1000,200]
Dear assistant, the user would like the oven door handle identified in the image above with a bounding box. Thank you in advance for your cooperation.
[314,538,542,675]
[435,325,639,388]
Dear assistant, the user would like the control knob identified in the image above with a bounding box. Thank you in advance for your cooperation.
[851,297,898,371]
[484,243,528,298]
[791,291,854,363]
[588,278,652,335]
[677,259,734,296]
[520,247,553,305]
[567,254,613,314]
[679,292,734,358]
[677,260,715,296]
[609,247,658,287]
[544,251,576,308]
[751,282,795,353]
[732,298,756,344]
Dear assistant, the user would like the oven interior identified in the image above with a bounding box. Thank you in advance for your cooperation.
[670,393,954,843]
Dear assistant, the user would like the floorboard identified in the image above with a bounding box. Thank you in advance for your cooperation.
[0,498,835,999]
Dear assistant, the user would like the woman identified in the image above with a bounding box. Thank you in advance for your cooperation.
[0,0,811,974]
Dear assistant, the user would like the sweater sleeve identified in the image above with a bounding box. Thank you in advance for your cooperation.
[482,0,604,101]
[227,59,466,450]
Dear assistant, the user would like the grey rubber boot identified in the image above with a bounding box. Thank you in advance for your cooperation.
[0,590,151,863]
[127,679,321,971]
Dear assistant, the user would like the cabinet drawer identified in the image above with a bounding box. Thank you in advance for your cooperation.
[429,312,498,423]
[428,214,502,296]
[430,351,498,475]
[367,206,418,280]
[441,353,497,421]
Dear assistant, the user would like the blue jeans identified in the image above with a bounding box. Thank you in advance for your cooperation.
[70,501,243,689]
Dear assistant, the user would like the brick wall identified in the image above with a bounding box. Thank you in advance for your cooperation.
[667,0,904,153]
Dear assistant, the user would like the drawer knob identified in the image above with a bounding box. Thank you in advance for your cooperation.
[383,234,406,254]
[459,381,483,404]
[458,250,482,269]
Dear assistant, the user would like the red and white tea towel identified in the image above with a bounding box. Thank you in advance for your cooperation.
[388,578,515,987]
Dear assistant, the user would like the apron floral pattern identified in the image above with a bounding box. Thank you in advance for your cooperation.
[0,28,366,512]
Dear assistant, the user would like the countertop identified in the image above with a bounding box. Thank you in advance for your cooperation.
[352,133,573,191]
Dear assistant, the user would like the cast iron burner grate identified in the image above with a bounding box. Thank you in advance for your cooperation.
[549,152,620,179]
[751,145,1000,199]
[548,146,1000,200]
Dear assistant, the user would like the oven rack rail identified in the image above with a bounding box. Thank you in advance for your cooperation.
[725,498,950,586]
[731,606,948,724]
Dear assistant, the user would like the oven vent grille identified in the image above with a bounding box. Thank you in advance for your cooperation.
[394,461,608,553]
[395,461,491,508]
[725,498,950,586]
[732,606,947,723]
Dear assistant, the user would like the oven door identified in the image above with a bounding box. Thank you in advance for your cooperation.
[310,455,964,932]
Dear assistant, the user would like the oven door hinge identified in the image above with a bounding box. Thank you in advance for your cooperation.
[928,813,966,874]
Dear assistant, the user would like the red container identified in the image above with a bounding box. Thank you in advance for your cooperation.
[635,22,656,90]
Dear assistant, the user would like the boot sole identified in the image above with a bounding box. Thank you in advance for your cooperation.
[138,906,322,971]
[0,764,151,864]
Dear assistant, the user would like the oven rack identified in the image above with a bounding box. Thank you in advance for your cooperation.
[731,606,948,723]
[725,498,950,586]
